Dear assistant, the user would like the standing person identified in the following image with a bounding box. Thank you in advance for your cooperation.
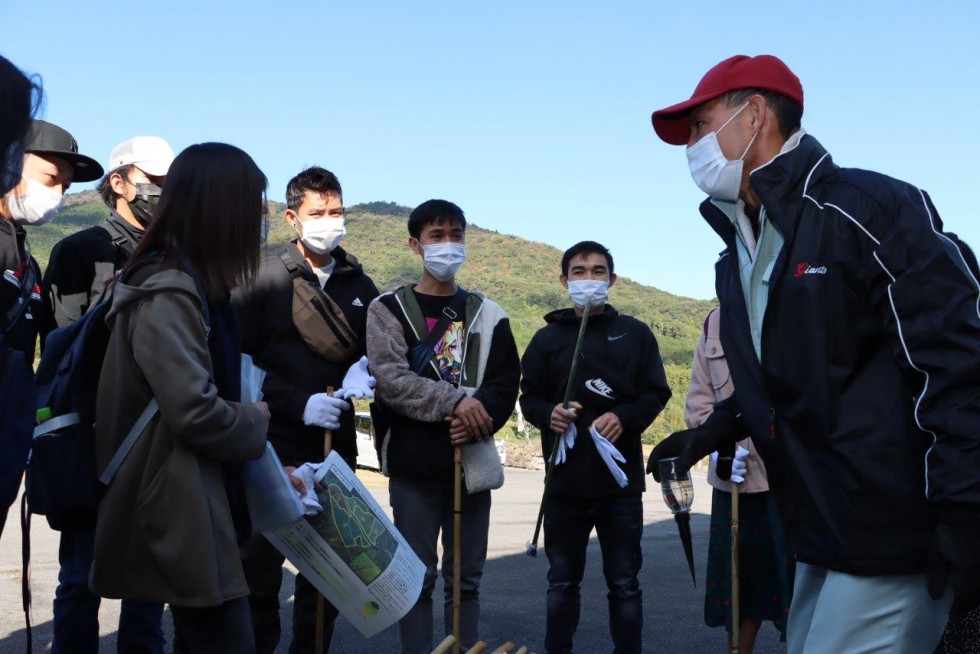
[233,166,379,654]
[40,136,176,343]
[366,199,520,654]
[41,135,174,654]
[685,308,792,653]
[1,117,101,537]
[90,142,270,654]
[647,54,980,652]
[0,53,41,540]
[519,241,671,654]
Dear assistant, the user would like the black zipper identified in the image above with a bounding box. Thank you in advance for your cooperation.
[309,292,351,348]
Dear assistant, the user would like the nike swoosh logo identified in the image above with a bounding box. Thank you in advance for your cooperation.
[608,334,625,341]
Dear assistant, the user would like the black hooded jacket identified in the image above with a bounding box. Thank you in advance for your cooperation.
[0,219,41,357]
[232,243,379,465]
[520,305,671,498]
[702,133,980,576]
[40,212,142,348]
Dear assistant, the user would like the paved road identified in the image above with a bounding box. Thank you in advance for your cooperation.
[0,469,785,653]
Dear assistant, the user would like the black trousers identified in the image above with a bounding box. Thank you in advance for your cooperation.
[171,596,254,654]
[242,533,338,654]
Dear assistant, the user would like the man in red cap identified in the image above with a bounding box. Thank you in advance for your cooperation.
[647,54,980,653]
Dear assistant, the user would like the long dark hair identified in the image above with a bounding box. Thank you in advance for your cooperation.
[127,142,267,298]
[0,55,42,196]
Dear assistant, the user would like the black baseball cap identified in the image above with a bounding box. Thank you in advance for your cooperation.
[24,120,103,182]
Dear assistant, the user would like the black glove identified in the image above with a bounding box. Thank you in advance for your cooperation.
[646,421,737,482]
[926,504,980,618]
[714,440,737,482]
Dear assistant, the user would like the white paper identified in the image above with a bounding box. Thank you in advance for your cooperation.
[244,443,306,532]
[240,354,266,403]
[264,452,425,638]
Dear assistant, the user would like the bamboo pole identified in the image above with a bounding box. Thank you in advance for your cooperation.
[432,635,457,654]
[453,445,463,654]
[731,481,740,654]
[315,386,334,654]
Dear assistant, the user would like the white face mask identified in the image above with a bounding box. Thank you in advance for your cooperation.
[6,176,65,226]
[686,102,759,202]
[296,216,345,255]
[567,279,609,310]
[422,242,466,282]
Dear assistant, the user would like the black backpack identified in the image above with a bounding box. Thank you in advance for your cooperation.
[26,257,210,530]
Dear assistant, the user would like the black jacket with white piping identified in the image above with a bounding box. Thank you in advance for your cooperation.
[520,306,671,498]
[703,133,980,576]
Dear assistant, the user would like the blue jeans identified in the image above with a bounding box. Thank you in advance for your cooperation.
[52,529,165,654]
[544,493,643,654]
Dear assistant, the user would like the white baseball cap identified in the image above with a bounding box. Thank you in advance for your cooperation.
[107,136,176,177]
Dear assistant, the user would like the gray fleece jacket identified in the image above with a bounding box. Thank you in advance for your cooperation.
[366,285,520,491]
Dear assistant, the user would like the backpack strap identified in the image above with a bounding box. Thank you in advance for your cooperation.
[98,399,159,487]
[418,287,467,354]
[278,249,303,277]
[101,218,139,254]
[382,285,468,376]
[0,259,36,333]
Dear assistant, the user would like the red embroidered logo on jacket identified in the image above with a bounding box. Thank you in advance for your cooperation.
[794,262,828,278]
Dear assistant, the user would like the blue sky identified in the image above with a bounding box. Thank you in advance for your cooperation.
[3,1,978,299]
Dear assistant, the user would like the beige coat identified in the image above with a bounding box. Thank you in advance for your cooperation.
[90,267,267,607]
[684,308,770,494]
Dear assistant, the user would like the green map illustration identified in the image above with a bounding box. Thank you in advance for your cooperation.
[308,470,398,584]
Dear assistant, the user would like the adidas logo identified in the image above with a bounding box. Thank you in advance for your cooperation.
[585,378,614,399]
[352,297,364,307]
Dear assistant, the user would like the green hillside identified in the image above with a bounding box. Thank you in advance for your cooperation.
[28,191,716,441]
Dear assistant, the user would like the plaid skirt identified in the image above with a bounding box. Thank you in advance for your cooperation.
[704,488,794,637]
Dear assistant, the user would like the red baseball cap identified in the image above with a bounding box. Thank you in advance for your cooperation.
[651,54,804,146]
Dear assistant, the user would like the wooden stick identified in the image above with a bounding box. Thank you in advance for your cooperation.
[432,635,457,654]
[464,642,487,654]
[323,386,335,457]
[731,481,740,654]
[453,445,463,654]
[315,386,335,654]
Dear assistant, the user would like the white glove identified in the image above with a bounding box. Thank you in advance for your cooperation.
[731,445,750,484]
[303,393,350,429]
[588,426,628,488]
[554,423,577,466]
[335,355,377,400]
[290,462,323,516]
[711,445,751,485]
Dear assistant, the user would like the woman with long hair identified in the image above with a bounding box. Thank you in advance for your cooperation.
[90,142,271,653]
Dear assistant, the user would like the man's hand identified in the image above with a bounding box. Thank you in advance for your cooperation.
[646,422,736,482]
[336,355,377,400]
[283,466,306,494]
[927,506,980,617]
[302,393,351,430]
[253,401,271,422]
[445,416,474,446]
[454,396,493,440]
[550,401,582,434]
[593,412,623,443]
